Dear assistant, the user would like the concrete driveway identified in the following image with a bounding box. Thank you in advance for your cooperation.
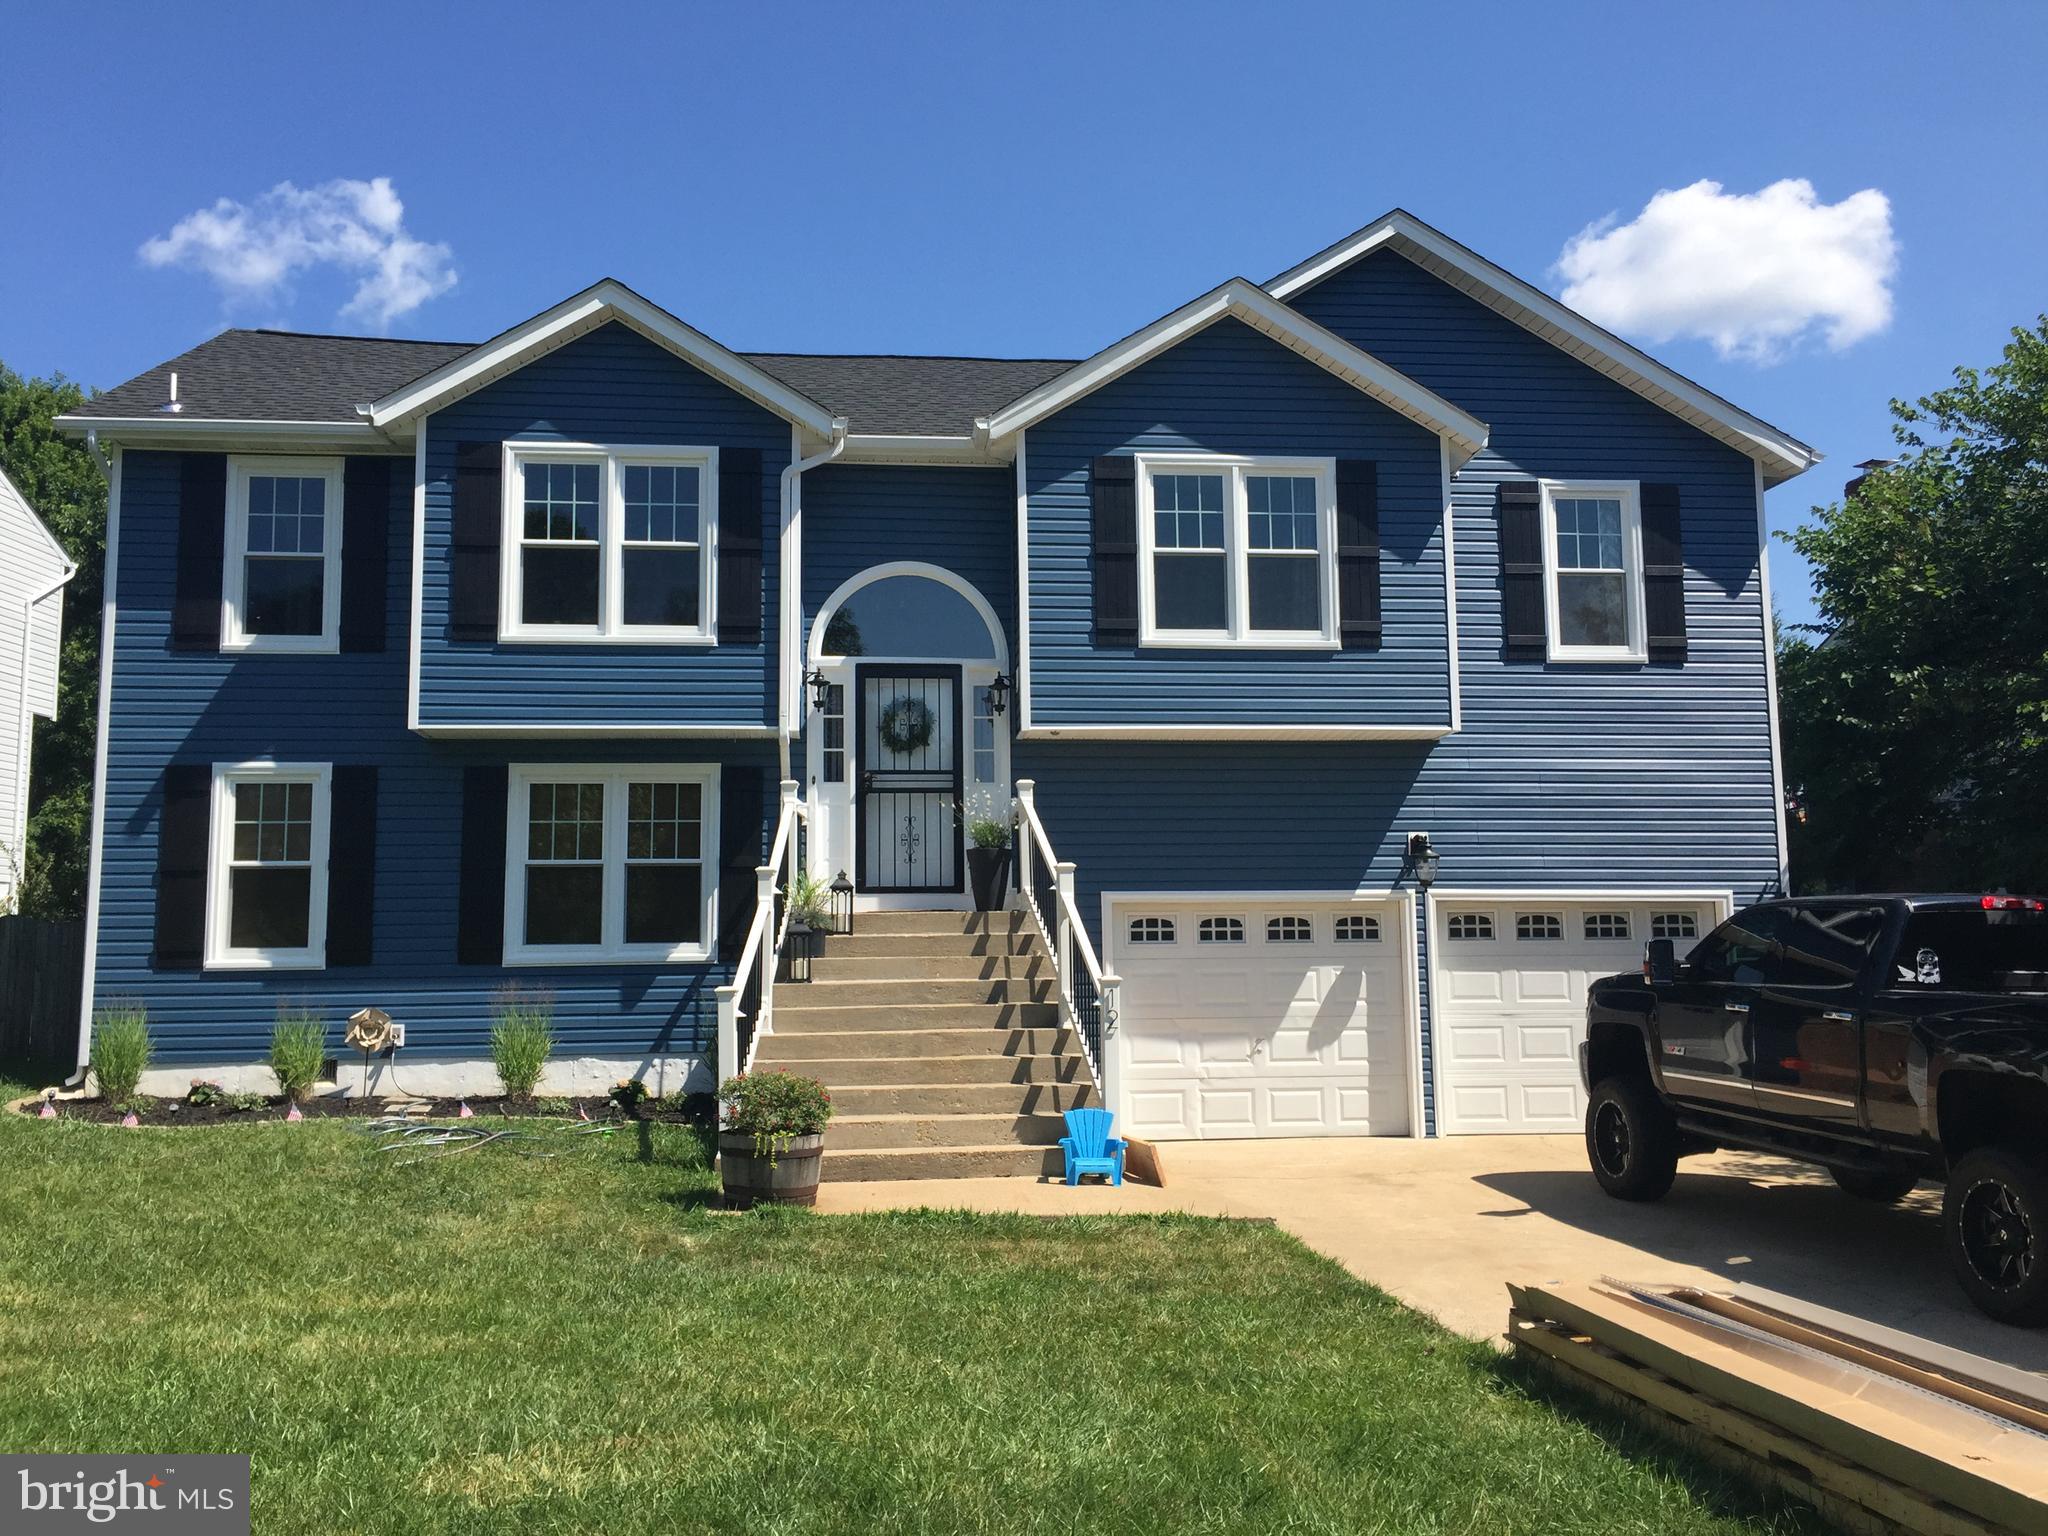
[815,1134,2048,1373]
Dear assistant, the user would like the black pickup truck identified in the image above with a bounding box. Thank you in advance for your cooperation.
[1580,893,2048,1325]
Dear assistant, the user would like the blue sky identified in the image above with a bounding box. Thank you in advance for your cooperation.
[3,0,2043,625]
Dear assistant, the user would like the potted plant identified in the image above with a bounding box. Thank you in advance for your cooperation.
[961,788,1015,913]
[717,1070,833,1208]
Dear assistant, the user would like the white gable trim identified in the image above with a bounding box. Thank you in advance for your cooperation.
[979,278,1489,468]
[0,466,75,575]
[1266,210,1821,487]
[358,279,842,437]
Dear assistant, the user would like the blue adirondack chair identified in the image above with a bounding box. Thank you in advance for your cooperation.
[1060,1107,1126,1186]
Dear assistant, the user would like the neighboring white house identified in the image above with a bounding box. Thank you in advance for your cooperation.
[0,466,74,910]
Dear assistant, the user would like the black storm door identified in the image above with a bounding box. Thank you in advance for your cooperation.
[856,666,963,893]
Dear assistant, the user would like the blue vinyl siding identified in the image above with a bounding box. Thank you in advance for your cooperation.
[802,462,1017,661]
[417,322,789,729]
[96,449,767,1068]
[1024,317,1451,727]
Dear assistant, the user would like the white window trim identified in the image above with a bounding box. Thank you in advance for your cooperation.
[1134,453,1340,649]
[502,762,719,966]
[498,441,719,645]
[1540,479,1646,663]
[222,456,345,654]
[204,761,332,970]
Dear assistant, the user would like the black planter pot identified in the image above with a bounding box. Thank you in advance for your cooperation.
[967,846,1012,912]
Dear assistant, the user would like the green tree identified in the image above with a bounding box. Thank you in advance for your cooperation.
[1780,317,2048,892]
[0,363,105,919]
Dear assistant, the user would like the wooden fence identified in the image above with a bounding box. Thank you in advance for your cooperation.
[0,916,85,1064]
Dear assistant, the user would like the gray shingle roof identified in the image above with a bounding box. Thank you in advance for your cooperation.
[73,328,1076,439]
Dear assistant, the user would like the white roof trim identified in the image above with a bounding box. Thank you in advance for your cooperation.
[54,416,399,451]
[980,278,1489,467]
[838,433,1007,466]
[359,279,840,436]
[1266,210,1822,486]
[0,465,76,574]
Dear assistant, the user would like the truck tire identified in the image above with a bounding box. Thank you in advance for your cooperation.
[1831,1165,1921,1203]
[1586,1075,1678,1202]
[1944,1147,2048,1326]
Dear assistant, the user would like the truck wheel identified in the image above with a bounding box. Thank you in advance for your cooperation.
[1944,1147,2048,1326]
[1586,1076,1678,1202]
[1831,1165,1921,1203]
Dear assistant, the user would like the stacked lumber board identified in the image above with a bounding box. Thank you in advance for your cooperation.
[1507,1280,2048,1536]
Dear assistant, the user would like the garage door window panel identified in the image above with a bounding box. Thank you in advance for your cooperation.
[1198,916,1246,943]
[1516,913,1563,940]
[1447,913,1495,941]
[1267,915,1314,943]
[1128,916,1177,945]
[1334,914,1380,942]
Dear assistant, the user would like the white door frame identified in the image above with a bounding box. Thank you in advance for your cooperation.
[1101,889,1423,1140]
[804,562,1011,908]
[1423,886,1736,1135]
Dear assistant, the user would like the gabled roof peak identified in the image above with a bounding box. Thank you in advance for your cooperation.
[1266,209,1820,485]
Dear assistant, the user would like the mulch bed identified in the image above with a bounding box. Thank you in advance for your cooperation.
[14,1093,717,1128]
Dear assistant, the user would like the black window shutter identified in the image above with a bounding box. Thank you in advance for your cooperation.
[456,765,508,964]
[1640,483,1687,663]
[1497,481,1547,661]
[1335,459,1382,650]
[1090,455,1138,647]
[171,454,228,651]
[153,763,212,969]
[450,442,502,642]
[340,457,392,653]
[718,765,766,963]
[717,447,765,644]
[326,766,379,965]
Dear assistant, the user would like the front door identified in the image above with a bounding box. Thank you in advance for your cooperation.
[856,666,963,893]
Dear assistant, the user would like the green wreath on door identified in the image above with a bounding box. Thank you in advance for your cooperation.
[878,695,937,755]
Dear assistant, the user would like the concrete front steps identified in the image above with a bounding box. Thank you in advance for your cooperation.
[752,908,1092,1182]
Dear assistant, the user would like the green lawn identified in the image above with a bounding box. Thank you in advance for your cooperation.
[0,1100,1825,1535]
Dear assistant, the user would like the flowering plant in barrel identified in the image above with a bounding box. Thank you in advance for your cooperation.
[716,1071,834,1208]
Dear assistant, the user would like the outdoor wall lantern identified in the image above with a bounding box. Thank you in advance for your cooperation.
[985,673,1012,717]
[829,870,855,935]
[806,668,834,713]
[1405,832,1440,889]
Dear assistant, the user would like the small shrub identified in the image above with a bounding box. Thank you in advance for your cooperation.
[786,870,834,929]
[185,1079,227,1107]
[490,987,555,1100]
[610,1077,652,1112]
[719,1070,833,1162]
[226,1091,269,1113]
[269,1007,327,1104]
[90,1002,152,1102]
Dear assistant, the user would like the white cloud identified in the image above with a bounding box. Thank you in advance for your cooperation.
[140,177,456,328]
[1555,179,1896,364]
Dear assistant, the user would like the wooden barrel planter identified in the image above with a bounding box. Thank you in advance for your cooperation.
[718,1132,825,1208]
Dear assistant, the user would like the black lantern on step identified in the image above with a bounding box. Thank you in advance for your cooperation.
[785,919,815,983]
[986,672,1012,717]
[828,870,855,935]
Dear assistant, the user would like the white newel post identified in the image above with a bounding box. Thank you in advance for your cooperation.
[714,984,738,1107]
[1099,972,1121,1112]
[1014,779,1036,901]
[754,862,777,1040]
[1055,861,1078,1018]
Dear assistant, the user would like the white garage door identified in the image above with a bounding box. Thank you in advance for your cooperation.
[1112,899,1412,1140]
[1434,897,1717,1134]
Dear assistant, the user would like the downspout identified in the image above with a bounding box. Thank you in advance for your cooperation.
[65,432,115,1086]
[777,419,849,780]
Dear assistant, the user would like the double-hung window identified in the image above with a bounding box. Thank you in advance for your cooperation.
[501,444,716,642]
[1136,455,1337,646]
[504,764,717,964]
[206,763,332,969]
[1542,481,1644,661]
[223,457,344,652]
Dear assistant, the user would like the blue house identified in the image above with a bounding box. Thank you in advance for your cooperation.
[57,210,1818,1165]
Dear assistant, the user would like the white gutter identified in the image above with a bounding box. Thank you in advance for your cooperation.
[777,419,850,779]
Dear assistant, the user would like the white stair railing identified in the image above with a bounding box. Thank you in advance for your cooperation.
[1014,778,1119,1092]
[715,779,807,1091]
